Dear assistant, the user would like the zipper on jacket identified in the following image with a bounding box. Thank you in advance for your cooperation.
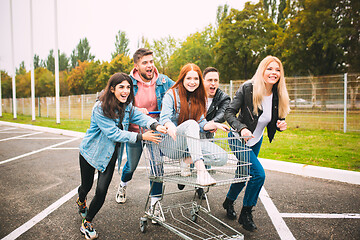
[247,106,255,121]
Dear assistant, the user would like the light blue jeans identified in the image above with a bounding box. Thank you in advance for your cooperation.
[151,120,228,196]
[226,132,265,207]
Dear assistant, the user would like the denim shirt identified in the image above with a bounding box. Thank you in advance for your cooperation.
[131,73,175,110]
[159,89,207,132]
[79,101,157,172]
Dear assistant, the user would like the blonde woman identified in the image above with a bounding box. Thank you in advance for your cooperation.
[222,56,290,231]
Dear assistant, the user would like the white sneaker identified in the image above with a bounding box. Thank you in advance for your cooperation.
[197,170,216,186]
[147,202,165,224]
[115,185,126,204]
[180,159,191,177]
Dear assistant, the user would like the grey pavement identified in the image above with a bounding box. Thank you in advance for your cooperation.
[0,121,359,240]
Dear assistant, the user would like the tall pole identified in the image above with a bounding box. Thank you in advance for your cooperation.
[54,0,60,124]
[344,73,347,133]
[30,0,36,121]
[10,0,17,119]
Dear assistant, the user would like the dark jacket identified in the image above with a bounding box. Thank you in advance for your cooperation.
[206,88,231,123]
[202,88,231,139]
[224,80,283,143]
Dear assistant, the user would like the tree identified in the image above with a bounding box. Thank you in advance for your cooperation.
[45,49,69,73]
[111,30,130,59]
[34,54,41,69]
[70,38,95,69]
[280,0,348,76]
[35,68,54,97]
[214,2,281,81]
[16,61,26,75]
[148,36,179,76]
[67,61,89,95]
[167,25,217,80]
[1,71,12,98]
[96,54,133,90]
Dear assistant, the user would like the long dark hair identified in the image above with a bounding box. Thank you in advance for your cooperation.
[99,72,134,119]
[171,63,207,124]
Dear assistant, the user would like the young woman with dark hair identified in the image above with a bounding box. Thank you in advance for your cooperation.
[76,72,167,239]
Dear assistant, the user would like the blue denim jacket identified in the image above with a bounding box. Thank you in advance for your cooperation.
[79,101,157,172]
[131,73,175,110]
[159,89,207,131]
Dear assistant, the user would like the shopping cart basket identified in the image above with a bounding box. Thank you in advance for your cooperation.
[139,130,251,240]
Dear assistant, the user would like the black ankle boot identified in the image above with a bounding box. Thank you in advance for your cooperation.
[222,197,237,220]
[238,206,257,232]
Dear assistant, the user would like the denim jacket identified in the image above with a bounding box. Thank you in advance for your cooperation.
[131,73,175,110]
[79,101,157,172]
[159,89,207,132]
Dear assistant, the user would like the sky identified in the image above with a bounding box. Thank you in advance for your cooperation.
[0,0,258,75]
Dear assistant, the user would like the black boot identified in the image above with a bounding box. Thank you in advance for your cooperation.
[238,206,257,232]
[222,197,237,220]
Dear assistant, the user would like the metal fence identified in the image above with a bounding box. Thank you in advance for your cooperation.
[1,73,360,132]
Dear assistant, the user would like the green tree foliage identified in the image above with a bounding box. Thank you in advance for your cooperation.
[33,54,41,69]
[280,0,350,76]
[112,30,130,59]
[35,68,54,97]
[1,71,12,98]
[96,54,133,91]
[16,61,26,75]
[216,4,230,28]
[70,38,95,69]
[214,2,281,81]
[45,49,69,73]
[147,36,179,76]
[334,0,360,73]
[167,25,217,80]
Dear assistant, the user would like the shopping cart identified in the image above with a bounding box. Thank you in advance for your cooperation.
[139,114,251,239]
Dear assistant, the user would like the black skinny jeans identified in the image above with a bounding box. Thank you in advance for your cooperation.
[78,147,118,222]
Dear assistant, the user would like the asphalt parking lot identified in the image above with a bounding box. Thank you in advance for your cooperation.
[0,121,359,240]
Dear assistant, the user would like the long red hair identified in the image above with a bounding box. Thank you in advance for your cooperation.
[171,63,207,124]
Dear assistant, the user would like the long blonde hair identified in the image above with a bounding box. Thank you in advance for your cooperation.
[252,56,290,118]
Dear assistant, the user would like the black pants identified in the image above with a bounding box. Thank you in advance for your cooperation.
[78,149,117,222]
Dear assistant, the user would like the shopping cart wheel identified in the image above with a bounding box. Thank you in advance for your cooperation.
[190,210,198,222]
[140,217,148,233]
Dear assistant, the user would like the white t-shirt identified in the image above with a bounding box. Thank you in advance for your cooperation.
[246,94,273,147]
[207,98,213,110]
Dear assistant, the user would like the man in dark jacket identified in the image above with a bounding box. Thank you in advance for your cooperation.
[195,67,231,198]
[201,67,231,139]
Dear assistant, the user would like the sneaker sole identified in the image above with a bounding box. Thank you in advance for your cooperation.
[80,226,98,239]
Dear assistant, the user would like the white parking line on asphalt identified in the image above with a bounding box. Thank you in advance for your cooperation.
[0,131,35,134]
[0,127,16,132]
[0,132,42,142]
[260,187,296,240]
[49,147,79,150]
[14,137,73,140]
[0,138,80,165]
[281,213,360,219]
[1,173,99,240]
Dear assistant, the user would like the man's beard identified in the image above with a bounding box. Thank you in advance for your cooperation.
[141,71,154,81]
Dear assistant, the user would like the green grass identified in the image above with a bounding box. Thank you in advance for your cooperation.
[1,112,359,172]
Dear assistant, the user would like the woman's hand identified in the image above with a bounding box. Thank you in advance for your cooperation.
[142,130,162,144]
[204,121,230,132]
[277,120,287,131]
[156,125,167,134]
[165,122,177,140]
[240,128,254,143]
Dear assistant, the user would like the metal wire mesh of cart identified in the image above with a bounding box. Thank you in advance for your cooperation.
[142,133,252,188]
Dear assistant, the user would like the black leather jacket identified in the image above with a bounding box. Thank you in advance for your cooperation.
[202,88,231,139]
[224,80,283,143]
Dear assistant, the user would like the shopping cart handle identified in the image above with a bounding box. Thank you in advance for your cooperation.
[148,111,161,115]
